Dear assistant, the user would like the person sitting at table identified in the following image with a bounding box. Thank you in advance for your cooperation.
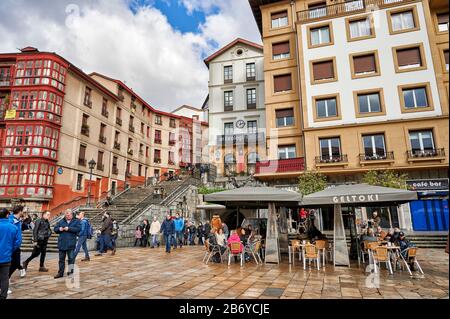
[239,228,249,245]
[390,228,401,245]
[361,228,378,242]
[375,226,387,240]
[216,228,227,247]
[208,229,225,263]
[228,230,243,263]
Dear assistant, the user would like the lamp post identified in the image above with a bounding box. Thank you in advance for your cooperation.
[87,159,96,207]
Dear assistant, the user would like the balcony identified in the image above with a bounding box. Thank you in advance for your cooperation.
[101,109,109,118]
[297,0,413,23]
[113,142,121,150]
[247,76,256,82]
[315,154,348,167]
[129,124,135,133]
[169,139,176,146]
[112,167,119,175]
[247,103,256,110]
[154,138,162,145]
[84,100,92,108]
[81,125,90,137]
[99,136,107,144]
[407,148,446,162]
[217,133,265,146]
[78,158,87,166]
[127,148,134,156]
[0,76,11,87]
[255,157,305,175]
[359,151,395,166]
[224,105,233,112]
[154,158,161,164]
[97,164,104,171]
[168,160,175,165]
[116,118,122,126]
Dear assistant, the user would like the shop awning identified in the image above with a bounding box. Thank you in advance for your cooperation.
[301,184,418,206]
[195,204,227,210]
[204,186,302,208]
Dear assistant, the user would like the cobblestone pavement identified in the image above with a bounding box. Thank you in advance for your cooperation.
[8,247,449,299]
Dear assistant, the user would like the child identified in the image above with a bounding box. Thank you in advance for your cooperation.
[134,226,143,247]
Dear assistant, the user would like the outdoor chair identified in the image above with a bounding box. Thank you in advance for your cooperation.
[303,244,320,270]
[244,240,263,264]
[315,240,327,267]
[204,240,225,265]
[361,240,370,263]
[372,246,393,274]
[289,239,302,265]
[404,247,424,274]
[366,242,379,268]
[228,242,244,267]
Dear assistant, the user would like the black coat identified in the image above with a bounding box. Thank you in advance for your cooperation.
[54,218,81,251]
[33,218,52,242]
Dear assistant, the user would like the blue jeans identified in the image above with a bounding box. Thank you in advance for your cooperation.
[188,233,194,245]
[151,234,159,247]
[164,234,173,252]
[74,235,89,259]
[58,249,75,275]
[98,234,114,253]
[175,231,183,247]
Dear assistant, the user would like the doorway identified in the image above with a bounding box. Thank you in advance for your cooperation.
[220,209,246,230]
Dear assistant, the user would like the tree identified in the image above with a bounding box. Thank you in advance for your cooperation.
[298,171,327,195]
[362,170,408,189]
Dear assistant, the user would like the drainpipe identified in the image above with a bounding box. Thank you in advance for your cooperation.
[291,0,307,172]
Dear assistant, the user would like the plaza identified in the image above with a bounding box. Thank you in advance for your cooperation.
[8,246,449,299]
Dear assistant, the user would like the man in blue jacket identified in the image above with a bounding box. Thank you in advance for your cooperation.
[160,214,175,253]
[0,208,21,299]
[8,205,25,279]
[53,209,81,279]
[74,211,90,262]
[173,213,185,249]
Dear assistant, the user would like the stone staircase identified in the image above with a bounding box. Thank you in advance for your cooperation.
[21,230,59,253]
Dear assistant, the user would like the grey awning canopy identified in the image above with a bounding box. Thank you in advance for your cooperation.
[204,187,302,208]
[301,184,418,206]
[195,204,227,210]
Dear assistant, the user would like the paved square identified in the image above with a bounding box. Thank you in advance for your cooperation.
[8,247,449,299]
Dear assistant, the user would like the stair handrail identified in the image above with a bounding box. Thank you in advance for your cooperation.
[160,178,200,206]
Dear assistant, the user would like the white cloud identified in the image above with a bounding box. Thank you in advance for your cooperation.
[0,0,260,111]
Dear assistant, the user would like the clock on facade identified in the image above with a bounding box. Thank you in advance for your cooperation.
[236,120,245,128]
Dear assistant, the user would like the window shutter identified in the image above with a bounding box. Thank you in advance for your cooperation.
[313,60,334,80]
[273,42,290,55]
[79,145,86,159]
[276,108,294,118]
[397,47,421,66]
[274,74,292,92]
[272,11,287,20]
[353,54,376,73]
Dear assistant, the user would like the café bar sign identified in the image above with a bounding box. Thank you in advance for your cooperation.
[407,179,449,191]
[333,194,380,204]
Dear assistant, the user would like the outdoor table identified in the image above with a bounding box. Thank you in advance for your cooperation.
[288,243,309,265]
[386,246,412,275]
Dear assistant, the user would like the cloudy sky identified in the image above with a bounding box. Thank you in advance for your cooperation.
[0,0,261,111]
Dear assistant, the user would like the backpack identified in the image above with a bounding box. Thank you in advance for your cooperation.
[86,220,94,239]
[111,222,119,236]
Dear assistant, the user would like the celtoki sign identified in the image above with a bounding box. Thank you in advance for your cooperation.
[407,179,449,191]
[333,194,380,204]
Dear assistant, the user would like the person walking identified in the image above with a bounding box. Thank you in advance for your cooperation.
[197,222,204,246]
[23,211,52,272]
[160,214,175,253]
[173,213,184,249]
[53,209,81,279]
[0,208,21,299]
[149,216,161,248]
[8,205,25,279]
[74,212,91,262]
[141,219,150,247]
[95,212,115,256]
[134,226,143,247]
[188,222,197,245]
[111,219,119,250]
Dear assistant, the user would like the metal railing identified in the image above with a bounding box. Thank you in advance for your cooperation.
[359,151,394,161]
[407,148,445,159]
[217,133,265,146]
[255,157,305,174]
[297,0,413,23]
[315,154,348,164]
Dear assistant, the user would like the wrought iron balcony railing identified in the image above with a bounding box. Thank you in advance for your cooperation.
[217,133,265,146]
[359,151,394,162]
[407,148,445,159]
[315,154,348,164]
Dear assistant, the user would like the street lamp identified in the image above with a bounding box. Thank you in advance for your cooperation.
[87,159,96,207]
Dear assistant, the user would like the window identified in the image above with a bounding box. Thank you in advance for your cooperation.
[138,165,142,177]
[14,59,66,91]
[154,149,161,163]
[76,174,83,191]
[311,59,336,83]
[315,96,338,119]
[97,151,104,170]
[224,123,234,136]
[81,114,89,136]
[247,121,257,134]
[78,144,86,166]
[155,115,162,125]
[247,88,256,109]
[146,146,149,157]
[409,130,435,154]
[224,91,233,111]
[246,63,256,81]
[362,134,386,157]
[344,0,364,12]
[319,137,341,160]
[347,16,373,40]
[309,25,331,47]
[272,42,290,60]
[395,45,424,71]
[437,13,449,32]
[401,86,429,110]
[101,98,108,117]
[308,2,327,19]
[224,66,233,83]
[139,143,144,155]
[351,52,379,78]
[389,9,417,33]
[155,130,162,144]
[170,118,176,128]
[83,87,92,107]
[357,91,382,114]
[248,152,259,164]
[271,11,288,29]
[276,108,294,127]
[274,74,292,93]
[99,123,106,143]
[278,145,296,160]
[112,156,118,174]
[444,49,449,72]
[168,152,175,165]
